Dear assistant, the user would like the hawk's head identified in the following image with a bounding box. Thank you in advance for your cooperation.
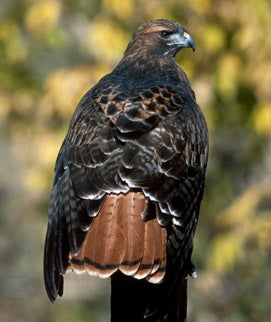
[124,19,195,59]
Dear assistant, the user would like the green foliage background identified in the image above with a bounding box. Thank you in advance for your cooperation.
[0,0,270,321]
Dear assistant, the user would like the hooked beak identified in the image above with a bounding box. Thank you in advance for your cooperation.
[182,31,196,51]
[168,30,196,52]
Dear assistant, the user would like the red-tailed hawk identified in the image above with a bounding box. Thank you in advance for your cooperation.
[44,19,208,321]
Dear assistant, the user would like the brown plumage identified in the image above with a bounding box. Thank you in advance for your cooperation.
[69,192,167,283]
[44,19,208,321]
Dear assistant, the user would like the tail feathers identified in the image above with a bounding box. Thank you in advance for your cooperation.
[69,192,167,283]
[127,222,197,320]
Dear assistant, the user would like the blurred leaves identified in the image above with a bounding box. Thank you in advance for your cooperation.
[201,24,226,53]
[24,0,62,38]
[253,103,271,136]
[0,0,271,321]
[208,179,271,273]
[87,18,129,64]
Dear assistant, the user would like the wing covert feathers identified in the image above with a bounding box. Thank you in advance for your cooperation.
[69,192,167,283]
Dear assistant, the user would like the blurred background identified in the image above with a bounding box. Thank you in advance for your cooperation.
[0,0,271,321]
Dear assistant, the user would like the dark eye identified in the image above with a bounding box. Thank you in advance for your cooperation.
[160,30,174,39]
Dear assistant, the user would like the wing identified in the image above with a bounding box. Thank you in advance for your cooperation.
[117,93,208,318]
[43,76,208,307]
[44,84,127,301]
[112,81,208,319]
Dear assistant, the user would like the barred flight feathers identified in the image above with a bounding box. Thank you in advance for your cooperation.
[44,19,208,321]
